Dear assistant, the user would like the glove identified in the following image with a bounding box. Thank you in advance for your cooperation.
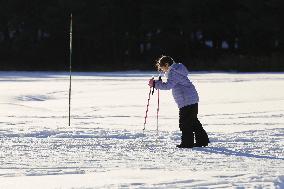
[148,78,155,87]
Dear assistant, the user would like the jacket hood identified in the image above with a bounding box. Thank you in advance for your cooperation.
[168,63,189,77]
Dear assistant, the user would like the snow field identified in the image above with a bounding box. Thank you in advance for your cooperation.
[0,71,283,188]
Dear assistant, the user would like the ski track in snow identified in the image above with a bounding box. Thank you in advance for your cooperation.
[0,71,283,189]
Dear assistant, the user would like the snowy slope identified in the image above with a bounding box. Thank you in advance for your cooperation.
[0,71,283,188]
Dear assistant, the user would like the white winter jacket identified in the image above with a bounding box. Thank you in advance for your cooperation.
[155,63,199,108]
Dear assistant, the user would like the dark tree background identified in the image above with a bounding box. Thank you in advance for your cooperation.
[0,0,283,71]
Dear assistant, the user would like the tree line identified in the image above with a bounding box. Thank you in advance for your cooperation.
[0,0,284,71]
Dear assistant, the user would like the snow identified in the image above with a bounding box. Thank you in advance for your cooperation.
[0,71,283,188]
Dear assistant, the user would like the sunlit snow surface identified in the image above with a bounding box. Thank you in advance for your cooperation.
[0,71,283,189]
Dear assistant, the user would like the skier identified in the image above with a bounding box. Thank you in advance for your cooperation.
[148,55,210,148]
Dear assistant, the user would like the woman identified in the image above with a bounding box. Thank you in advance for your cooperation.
[148,55,210,148]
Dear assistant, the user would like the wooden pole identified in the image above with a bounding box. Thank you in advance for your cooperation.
[69,13,73,126]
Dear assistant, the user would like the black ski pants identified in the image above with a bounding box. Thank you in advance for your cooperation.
[179,103,209,145]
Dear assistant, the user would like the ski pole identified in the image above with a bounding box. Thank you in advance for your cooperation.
[156,88,160,134]
[143,85,153,131]
[156,76,161,133]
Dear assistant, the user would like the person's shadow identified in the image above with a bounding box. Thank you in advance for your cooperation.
[195,146,284,160]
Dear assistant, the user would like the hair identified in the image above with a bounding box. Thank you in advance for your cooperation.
[155,55,174,71]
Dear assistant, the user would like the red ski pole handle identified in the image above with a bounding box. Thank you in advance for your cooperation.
[151,77,155,95]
